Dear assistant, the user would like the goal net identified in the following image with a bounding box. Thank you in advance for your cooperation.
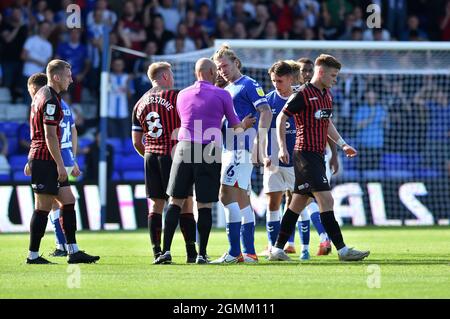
[117,40,450,227]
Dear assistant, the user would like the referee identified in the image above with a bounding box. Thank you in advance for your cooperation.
[159,58,255,264]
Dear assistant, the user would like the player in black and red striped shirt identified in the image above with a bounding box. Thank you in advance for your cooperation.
[131,62,196,264]
[26,60,99,264]
[269,54,370,262]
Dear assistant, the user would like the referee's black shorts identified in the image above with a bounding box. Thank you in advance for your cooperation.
[144,152,192,199]
[293,150,330,196]
[167,141,221,203]
[30,159,60,195]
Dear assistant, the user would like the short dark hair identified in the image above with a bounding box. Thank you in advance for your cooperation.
[27,72,47,88]
[268,60,293,77]
[315,54,342,70]
[297,57,314,66]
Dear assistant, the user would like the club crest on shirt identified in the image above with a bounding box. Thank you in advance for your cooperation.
[46,104,56,115]
[256,87,265,97]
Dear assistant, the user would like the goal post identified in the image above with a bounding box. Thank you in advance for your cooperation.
[108,40,450,227]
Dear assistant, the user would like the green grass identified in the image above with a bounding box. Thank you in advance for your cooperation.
[1,227,449,298]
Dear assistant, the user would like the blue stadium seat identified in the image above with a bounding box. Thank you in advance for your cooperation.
[115,153,143,171]
[386,170,414,179]
[7,137,19,155]
[112,171,121,181]
[0,122,20,137]
[381,153,409,171]
[122,170,145,181]
[0,174,11,182]
[9,155,28,170]
[106,138,123,153]
[78,137,93,150]
[122,138,135,154]
[13,170,30,182]
[415,169,441,179]
[362,170,385,180]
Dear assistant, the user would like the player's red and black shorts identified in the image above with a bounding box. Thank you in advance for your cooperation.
[292,150,330,196]
[30,159,61,195]
[144,152,193,199]
[167,141,221,203]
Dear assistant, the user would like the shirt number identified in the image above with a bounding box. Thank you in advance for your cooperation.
[146,112,163,138]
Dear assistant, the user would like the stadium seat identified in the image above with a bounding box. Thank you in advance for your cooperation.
[106,138,123,153]
[122,138,135,154]
[122,170,145,181]
[13,170,30,182]
[415,169,441,179]
[8,155,28,170]
[381,153,409,171]
[7,137,19,156]
[115,153,143,172]
[386,170,414,179]
[0,122,20,137]
[112,171,121,181]
[362,170,385,180]
[0,174,11,182]
[78,137,94,150]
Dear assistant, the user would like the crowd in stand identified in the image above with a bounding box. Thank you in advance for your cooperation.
[0,0,449,182]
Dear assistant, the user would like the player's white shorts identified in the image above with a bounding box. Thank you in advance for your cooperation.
[220,149,253,191]
[263,165,295,193]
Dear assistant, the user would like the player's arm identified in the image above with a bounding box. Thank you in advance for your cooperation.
[327,136,339,174]
[327,120,357,158]
[257,104,273,164]
[71,125,82,177]
[44,124,67,182]
[132,131,145,157]
[276,112,289,164]
[131,107,145,157]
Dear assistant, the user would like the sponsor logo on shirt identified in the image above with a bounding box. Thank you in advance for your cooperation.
[256,87,265,97]
[314,109,333,119]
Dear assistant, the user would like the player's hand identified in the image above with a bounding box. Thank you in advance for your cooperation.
[24,163,31,176]
[263,157,271,167]
[57,165,68,183]
[278,148,289,165]
[71,162,82,177]
[330,155,339,175]
[242,114,256,130]
[342,144,357,158]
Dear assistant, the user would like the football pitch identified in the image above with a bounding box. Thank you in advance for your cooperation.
[1,227,449,299]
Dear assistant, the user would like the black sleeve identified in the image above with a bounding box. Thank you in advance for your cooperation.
[43,98,62,125]
[282,91,306,117]
[131,106,143,131]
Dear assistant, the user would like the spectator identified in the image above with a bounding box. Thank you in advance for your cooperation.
[108,58,133,139]
[363,26,391,41]
[185,8,206,47]
[32,0,47,24]
[270,0,294,35]
[232,21,248,39]
[338,13,357,40]
[352,90,387,171]
[163,22,196,54]
[400,15,429,41]
[86,7,106,99]
[86,0,117,29]
[440,0,450,41]
[20,21,52,105]
[0,7,28,103]
[384,0,407,40]
[0,132,10,176]
[296,0,320,29]
[263,20,279,40]
[146,14,174,55]
[55,28,90,103]
[249,3,270,39]
[350,26,363,41]
[318,9,340,40]
[289,17,306,39]
[154,0,181,34]
[213,18,233,40]
[117,0,146,72]
[223,0,252,26]
[197,2,215,36]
